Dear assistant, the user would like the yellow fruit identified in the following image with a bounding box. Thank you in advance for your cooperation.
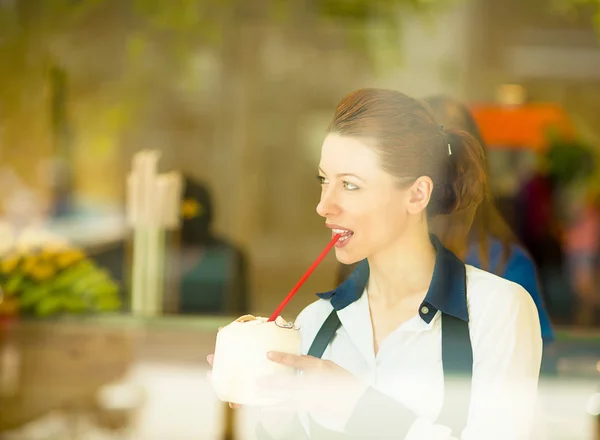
[29,263,56,281]
[0,256,20,274]
[56,250,85,269]
[22,255,39,274]
[41,242,69,260]
[41,249,57,261]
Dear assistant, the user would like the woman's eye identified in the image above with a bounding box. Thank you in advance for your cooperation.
[317,175,329,185]
[343,181,359,191]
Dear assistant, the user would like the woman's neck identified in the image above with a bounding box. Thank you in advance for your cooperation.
[367,227,436,307]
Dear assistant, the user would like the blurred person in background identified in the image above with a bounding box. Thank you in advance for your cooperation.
[544,138,599,326]
[563,187,600,326]
[178,176,249,315]
[515,155,568,323]
[424,95,555,343]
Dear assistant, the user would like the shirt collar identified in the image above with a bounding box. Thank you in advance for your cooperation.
[316,234,469,323]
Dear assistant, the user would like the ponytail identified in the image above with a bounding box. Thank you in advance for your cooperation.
[427,128,487,217]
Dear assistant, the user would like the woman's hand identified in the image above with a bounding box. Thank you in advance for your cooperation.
[267,351,354,380]
[257,351,366,414]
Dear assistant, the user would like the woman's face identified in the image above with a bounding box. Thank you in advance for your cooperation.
[316,134,420,264]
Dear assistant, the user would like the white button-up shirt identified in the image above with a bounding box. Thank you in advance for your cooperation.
[290,238,543,440]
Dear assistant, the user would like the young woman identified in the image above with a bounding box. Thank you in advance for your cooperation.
[336,95,555,344]
[208,89,542,439]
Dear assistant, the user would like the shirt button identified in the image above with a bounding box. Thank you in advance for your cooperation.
[421,306,430,315]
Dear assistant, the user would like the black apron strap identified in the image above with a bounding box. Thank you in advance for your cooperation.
[438,313,473,435]
[308,310,341,358]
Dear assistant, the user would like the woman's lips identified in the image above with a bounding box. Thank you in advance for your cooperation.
[330,228,354,248]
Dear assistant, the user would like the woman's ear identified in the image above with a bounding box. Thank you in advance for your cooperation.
[406,176,434,215]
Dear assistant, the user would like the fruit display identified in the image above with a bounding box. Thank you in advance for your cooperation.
[0,244,121,318]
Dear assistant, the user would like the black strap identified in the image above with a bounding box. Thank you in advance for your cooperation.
[441,314,473,372]
[307,310,342,358]
[307,310,473,435]
[438,313,473,435]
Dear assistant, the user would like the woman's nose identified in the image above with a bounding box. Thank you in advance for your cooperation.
[316,189,340,218]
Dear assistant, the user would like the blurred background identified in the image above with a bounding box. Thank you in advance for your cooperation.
[0,0,600,439]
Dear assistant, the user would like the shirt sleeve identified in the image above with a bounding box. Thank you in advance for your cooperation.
[458,282,542,439]
[502,247,555,343]
[342,282,543,440]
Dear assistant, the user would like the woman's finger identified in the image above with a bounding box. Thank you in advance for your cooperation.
[207,354,214,366]
[267,352,322,370]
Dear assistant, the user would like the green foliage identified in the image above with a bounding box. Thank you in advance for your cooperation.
[0,0,452,168]
[0,0,449,63]
[546,138,596,186]
[550,0,600,31]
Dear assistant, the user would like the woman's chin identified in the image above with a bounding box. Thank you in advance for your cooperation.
[334,248,362,265]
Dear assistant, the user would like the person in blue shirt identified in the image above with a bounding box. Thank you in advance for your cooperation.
[337,96,555,343]
[423,95,555,343]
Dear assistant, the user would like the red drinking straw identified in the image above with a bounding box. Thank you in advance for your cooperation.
[267,234,341,322]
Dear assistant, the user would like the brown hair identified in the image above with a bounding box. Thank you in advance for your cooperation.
[423,95,518,274]
[328,88,487,218]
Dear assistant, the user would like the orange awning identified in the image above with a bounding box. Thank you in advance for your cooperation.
[469,103,576,151]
